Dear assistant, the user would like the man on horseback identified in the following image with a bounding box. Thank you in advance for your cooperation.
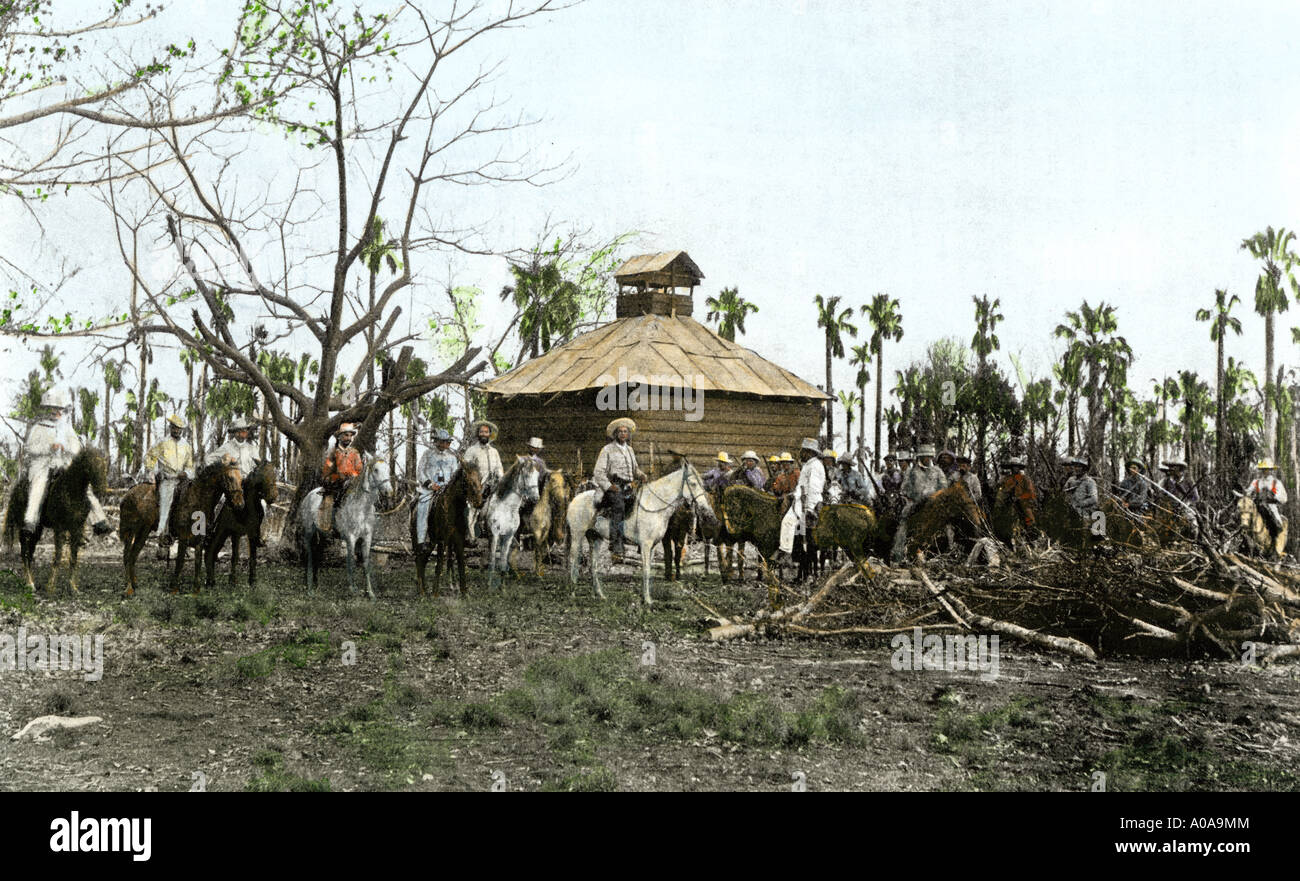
[777,438,825,563]
[703,452,734,491]
[318,423,363,533]
[463,420,503,540]
[1064,457,1100,521]
[821,449,842,503]
[881,451,903,494]
[771,452,799,498]
[839,456,875,505]
[145,413,196,547]
[890,443,946,562]
[1246,460,1288,546]
[951,454,982,503]
[21,388,111,536]
[592,417,646,560]
[414,427,459,551]
[995,456,1038,537]
[206,417,260,474]
[736,452,766,490]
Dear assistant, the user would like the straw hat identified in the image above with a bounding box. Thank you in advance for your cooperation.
[916,443,937,458]
[884,451,899,461]
[822,449,838,460]
[473,420,498,441]
[742,450,760,463]
[606,417,637,439]
[433,428,452,442]
[767,454,780,464]
[228,416,253,432]
[1125,458,1144,470]
[1004,457,1026,468]
[336,422,358,436]
[1258,459,1277,470]
[166,413,187,429]
[938,448,956,461]
[800,437,821,455]
[1164,458,1187,469]
[528,437,544,450]
[715,451,733,464]
[779,452,795,463]
[39,388,70,409]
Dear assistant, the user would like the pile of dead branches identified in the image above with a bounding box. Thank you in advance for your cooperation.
[702,541,1300,664]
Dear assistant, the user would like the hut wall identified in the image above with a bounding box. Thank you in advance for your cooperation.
[486,389,823,478]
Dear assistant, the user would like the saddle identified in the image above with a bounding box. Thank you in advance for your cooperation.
[596,482,635,517]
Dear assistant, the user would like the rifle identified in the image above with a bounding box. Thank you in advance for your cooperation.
[1137,471,1197,521]
[855,447,886,500]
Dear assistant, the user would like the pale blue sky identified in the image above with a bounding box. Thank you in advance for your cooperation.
[4,0,1300,443]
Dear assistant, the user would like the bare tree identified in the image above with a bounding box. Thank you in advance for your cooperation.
[89,1,574,538]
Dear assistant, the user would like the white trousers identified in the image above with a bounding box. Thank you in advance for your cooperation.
[779,500,806,554]
[415,488,437,543]
[154,478,178,536]
[24,465,107,531]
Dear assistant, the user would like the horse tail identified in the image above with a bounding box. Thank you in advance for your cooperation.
[3,475,29,550]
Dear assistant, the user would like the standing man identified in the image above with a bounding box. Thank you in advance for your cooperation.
[777,438,826,562]
[526,437,549,485]
[1116,458,1150,514]
[318,423,363,532]
[462,419,504,541]
[995,457,1038,537]
[1162,459,1200,505]
[1064,457,1100,519]
[821,449,842,503]
[772,452,800,498]
[737,451,766,490]
[936,448,958,482]
[207,416,260,475]
[21,388,111,536]
[414,428,459,550]
[880,451,903,494]
[891,443,947,562]
[951,454,982,503]
[592,417,646,559]
[145,413,196,548]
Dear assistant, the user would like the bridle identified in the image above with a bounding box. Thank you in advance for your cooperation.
[635,463,707,516]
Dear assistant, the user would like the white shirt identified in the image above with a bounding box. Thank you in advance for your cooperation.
[1249,475,1288,505]
[206,438,259,475]
[25,416,80,470]
[418,447,459,488]
[463,442,503,486]
[795,456,826,511]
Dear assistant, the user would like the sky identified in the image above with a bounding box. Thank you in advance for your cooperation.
[4,0,1300,447]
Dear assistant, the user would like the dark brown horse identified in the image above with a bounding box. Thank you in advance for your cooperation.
[3,448,109,594]
[119,458,244,596]
[411,461,483,596]
[205,461,278,590]
[719,485,783,565]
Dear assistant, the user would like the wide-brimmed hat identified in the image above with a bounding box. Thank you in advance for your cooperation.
[1164,458,1187,469]
[916,443,937,458]
[742,450,760,463]
[800,437,821,455]
[1125,458,1145,470]
[767,454,780,464]
[1004,457,1026,468]
[166,413,187,429]
[1064,456,1088,467]
[955,454,971,464]
[39,388,71,409]
[228,417,253,432]
[1258,459,1277,470]
[884,451,899,461]
[938,448,956,460]
[606,417,636,439]
[713,451,731,464]
[822,449,838,459]
[336,422,358,436]
[433,428,452,442]
[528,437,544,450]
[779,452,795,463]
[838,458,854,468]
[897,450,913,461]
[473,420,498,441]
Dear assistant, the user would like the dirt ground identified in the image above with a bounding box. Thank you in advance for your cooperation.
[2,541,1299,792]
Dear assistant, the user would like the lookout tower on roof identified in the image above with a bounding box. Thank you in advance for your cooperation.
[614,250,703,318]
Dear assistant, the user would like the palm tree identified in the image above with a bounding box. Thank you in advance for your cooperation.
[1053,355,1082,455]
[1054,301,1134,471]
[359,216,402,394]
[1241,226,1299,457]
[1195,288,1243,479]
[970,294,1003,369]
[837,389,860,455]
[849,342,871,457]
[814,294,858,448]
[704,286,758,342]
[862,294,904,469]
[1177,369,1212,468]
[500,250,582,363]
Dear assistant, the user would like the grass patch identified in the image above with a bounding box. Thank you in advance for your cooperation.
[541,766,619,792]
[233,628,332,679]
[245,749,331,792]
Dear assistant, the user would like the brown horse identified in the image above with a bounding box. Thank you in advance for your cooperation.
[898,481,989,559]
[701,485,747,580]
[3,448,109,594]
[205,461,278,590]
[718,485,782,565]
[119,458,244,596]
[529,469,575,577]
[412,461,483,596]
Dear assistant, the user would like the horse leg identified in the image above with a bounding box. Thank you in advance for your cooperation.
[47,533,63,595]
[456,537,468,595]
[247,528,258,589]
[344,537,358,595]
[21,533,35,592]
[304,534,315,595]
[590,536,606,600]
[229,529,241,589]
[487,535,499,590]
[204,529,219,591]
[192,539,204,594]
[642,540,654,606]
[535,532,546,578]
[415,542,427,597]
[360,538,375,601]
[68,536,82,594]
[170,539,186,594]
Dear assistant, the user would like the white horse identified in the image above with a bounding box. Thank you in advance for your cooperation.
[566,460,717,605]
[484,456,541,589]
[299,455,394,599]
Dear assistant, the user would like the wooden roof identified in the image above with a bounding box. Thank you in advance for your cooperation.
[481,313,828,400]
[613,251,704,288]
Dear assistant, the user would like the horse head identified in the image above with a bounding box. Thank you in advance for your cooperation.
[258,462,280,506]
[461,461,485,508]
[367,456,394,507]
[220,455,246,510]
[681,463,719,527]
[513,455,541,504]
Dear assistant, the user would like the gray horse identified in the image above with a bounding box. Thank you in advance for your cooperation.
[299,455,393,598]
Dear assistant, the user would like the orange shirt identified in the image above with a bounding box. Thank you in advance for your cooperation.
[772,469,800,496]
[322,445,364,485]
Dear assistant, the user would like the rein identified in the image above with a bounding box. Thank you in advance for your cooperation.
[634,465,697,516]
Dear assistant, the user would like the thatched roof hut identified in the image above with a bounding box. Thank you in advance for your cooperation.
[481,251,828,476]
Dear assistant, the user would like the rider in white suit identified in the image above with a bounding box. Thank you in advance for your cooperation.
[22,388,111,534]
